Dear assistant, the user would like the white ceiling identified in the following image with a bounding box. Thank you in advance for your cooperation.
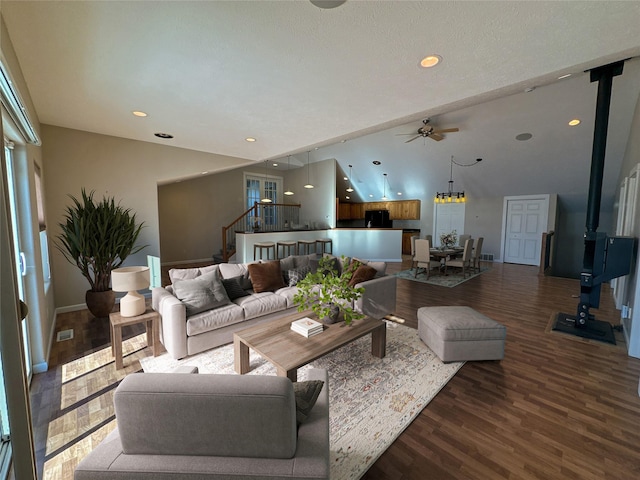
[3,1,640,209]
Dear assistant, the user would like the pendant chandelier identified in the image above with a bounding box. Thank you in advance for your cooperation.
[284,156,294,196]
[261,160,272,203]
[304,151,314,189]
[434,156,482,204]
[381,173,388,200]
[346,164,354,193]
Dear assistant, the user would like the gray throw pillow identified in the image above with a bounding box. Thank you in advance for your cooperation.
[221,275,249,300]
[293,380,324,425]
[173,269,230,315]
[288,265,311,286]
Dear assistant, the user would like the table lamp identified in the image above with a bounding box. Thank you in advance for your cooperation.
[111,266,150,317]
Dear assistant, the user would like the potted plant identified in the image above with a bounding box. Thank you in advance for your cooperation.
[293,255,365,326]
[55,189,147,318]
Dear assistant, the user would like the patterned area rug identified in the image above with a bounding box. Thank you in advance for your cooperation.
[140,322,463,480]
[395,267,488,287]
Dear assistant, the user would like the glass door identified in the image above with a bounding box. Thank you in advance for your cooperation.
[4,143,31,381]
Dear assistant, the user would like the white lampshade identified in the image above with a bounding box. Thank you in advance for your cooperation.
[112,266,150,317]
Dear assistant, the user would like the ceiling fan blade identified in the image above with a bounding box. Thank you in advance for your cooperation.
[404,135,421,143]
[432,128,459,134]
[429,133,444,141]
[395,133,418,136]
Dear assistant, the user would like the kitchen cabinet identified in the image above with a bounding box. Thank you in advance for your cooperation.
[350,203,364,219]
[338,202,352,220]
[402,230,420,255]
[388,200,421,220]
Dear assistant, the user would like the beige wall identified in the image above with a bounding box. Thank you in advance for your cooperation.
[158,158,337,263]
[41,125,252,308]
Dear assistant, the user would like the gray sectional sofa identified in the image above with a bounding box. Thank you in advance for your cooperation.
[152,253,397,359]
[74,368,330,480]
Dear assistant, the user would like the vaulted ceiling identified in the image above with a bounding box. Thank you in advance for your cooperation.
[3,1,640,209]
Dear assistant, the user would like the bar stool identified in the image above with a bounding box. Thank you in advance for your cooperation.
[316,238,333,255]
[253,241,275,260]
[297,239,316,255]
[276,240,297,259]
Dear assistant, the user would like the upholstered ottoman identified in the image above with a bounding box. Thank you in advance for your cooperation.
[418,306,506,362]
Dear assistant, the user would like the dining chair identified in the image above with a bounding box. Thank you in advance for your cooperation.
[458,233,471,247]
[447,238,474,277]
[425,234,433,245]
[414,239,440,279]
[410,235,420,272]
[471,236,484,273]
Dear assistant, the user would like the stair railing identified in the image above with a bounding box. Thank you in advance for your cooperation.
[221,202,301,262]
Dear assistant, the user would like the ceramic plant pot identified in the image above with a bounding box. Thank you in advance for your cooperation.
[85,289,116,318]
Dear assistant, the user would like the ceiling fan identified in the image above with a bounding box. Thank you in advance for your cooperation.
[397,118,459,143]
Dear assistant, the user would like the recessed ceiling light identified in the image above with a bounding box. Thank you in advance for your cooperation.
[154,132,173,139]
[345,195,350,200]
[397,192,402,196]
[569,119,581,126]
[132,111,147,117]
[245,137,256,142]
[369,194,373,198]
[420,55,442,68]
[272,163,278,167]
[516,133,533,141]
[201,171,208,175]
[558,73,572,80]
[343,176,348,181]
[372,160,381,165]
[524,87,536,93]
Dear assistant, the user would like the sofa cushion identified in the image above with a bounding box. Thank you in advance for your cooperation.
[168,264,219,284]
[173,269,230,315]
[114,373,298,459]
[348,264,377,287]
[287,265,311,286]
[248,261,286,293]
[235,291,288,320]
[293,380,325,425]
[221,275,249,300]
[218,262,253,290]
[186,303,246,336]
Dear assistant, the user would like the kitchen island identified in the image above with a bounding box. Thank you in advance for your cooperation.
[235,228,402,263]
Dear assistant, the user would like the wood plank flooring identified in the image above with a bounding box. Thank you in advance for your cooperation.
[30,260,640,479]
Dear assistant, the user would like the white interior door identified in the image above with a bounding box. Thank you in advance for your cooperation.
[433,203,465,248]
[503,196,548,266]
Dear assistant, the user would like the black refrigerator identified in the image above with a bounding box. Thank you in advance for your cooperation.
[364,210,392,228]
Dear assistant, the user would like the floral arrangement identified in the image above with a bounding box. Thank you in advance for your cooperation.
[440,230,458,249]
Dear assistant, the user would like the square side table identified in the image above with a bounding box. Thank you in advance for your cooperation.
[109,307,160,369]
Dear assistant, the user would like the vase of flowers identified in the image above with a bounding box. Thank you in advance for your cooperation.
[440,230,458,249]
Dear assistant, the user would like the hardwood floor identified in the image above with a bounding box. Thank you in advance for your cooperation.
[30,260,640,479]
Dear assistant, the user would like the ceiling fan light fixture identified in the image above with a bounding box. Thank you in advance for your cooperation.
[569,119,581,126]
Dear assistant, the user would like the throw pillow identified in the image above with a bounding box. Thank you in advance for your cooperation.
[172,269,230,315]
[168,264,219,284]
[287,265,311,287]
[348,264,377,287]
[292,380,324,425]
[248,261,286,293]
[221,275,249,300]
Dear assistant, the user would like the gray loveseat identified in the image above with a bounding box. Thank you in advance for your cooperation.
[152,254,397,359]
[74,368,329,480]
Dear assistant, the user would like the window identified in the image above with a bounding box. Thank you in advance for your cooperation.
[244,173,282,229]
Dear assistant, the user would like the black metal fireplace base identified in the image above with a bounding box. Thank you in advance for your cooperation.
[553,312,616,345]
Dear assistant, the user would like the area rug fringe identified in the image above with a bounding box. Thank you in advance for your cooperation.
[140,322,463,480]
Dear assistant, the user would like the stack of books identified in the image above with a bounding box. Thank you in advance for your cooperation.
[291,317,323,337]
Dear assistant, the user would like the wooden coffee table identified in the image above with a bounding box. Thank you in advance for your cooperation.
[234,310,386,381]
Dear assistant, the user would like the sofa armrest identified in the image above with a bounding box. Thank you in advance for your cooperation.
[355,275,396,319]
[151,287,188,359]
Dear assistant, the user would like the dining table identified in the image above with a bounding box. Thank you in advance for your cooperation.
[430,247,464,274]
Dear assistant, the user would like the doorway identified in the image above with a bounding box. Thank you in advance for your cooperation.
[502,195,549,266]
